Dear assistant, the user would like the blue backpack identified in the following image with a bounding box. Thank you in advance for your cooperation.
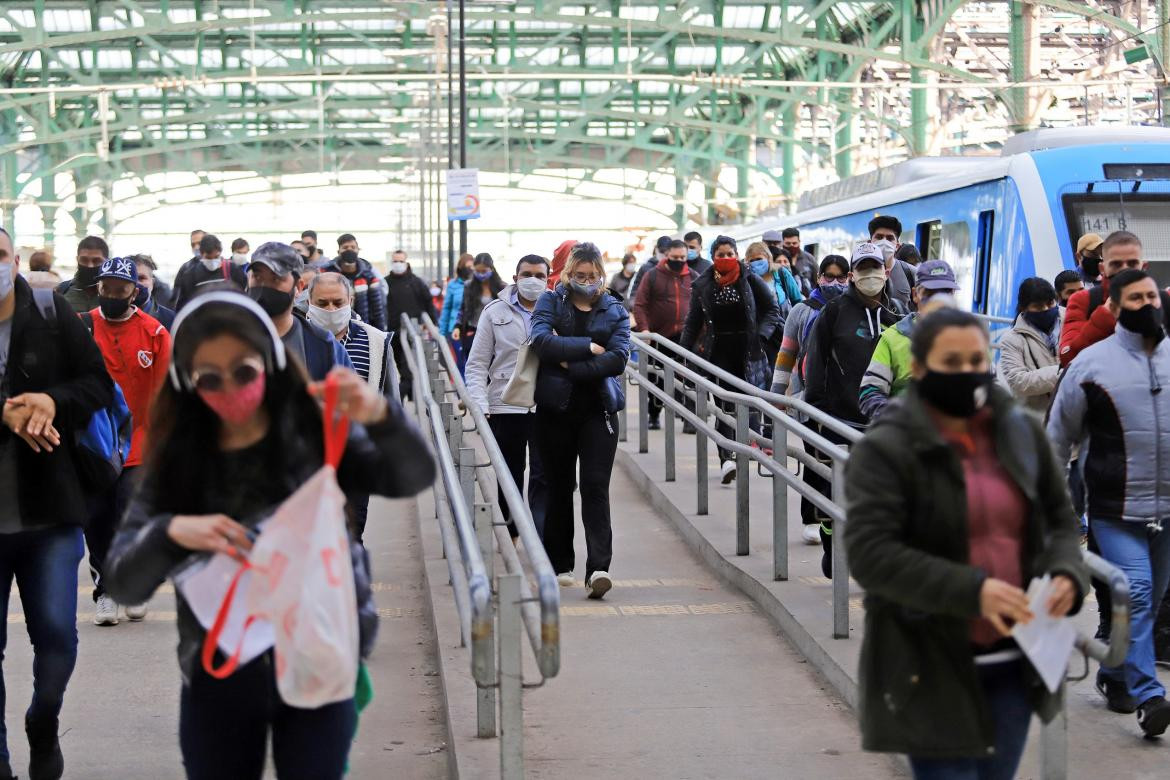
[32,289,133,492]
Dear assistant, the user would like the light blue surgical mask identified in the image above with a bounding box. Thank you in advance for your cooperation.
[748,258,770,276]
[686,249,699,261]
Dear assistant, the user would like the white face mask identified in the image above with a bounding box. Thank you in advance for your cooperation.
[516,276,547,302]
[624,262,636,274]
[307,303,352,336]
[0,261,14,301]
[873,239,896,264]
[200,256,222,272]
[231,253,249,265]
[390,261,408,276]
[853,270,886,298]
[429,286,442,297]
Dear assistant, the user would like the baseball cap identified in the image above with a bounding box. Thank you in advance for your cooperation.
[850,242,885,268]
[762,229,783,242]
[249,241,305,278]
[96,256,137,285]
[915,259,958,291]
[1076,233,1104,254]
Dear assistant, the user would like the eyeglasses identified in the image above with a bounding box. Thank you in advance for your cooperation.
[571,273,600,284]
[820,273,848,282]
[190,358,264,393]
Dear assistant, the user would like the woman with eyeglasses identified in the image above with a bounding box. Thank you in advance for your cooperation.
[679,235,781,484]
[103,291,434,780]
[531,242,631,600]
[452,253,505,359]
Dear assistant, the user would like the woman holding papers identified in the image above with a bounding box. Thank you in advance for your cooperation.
[103,292,434,780]
[843,308,1088,780]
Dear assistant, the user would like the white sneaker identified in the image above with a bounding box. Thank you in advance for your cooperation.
[93,595,119,626]
[720,460,737,485]
[586,571,612,600]
[802,524,821,545]
[556,572,575,587]
[125,604,148,622]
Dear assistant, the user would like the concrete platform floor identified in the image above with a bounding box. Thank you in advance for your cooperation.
[2,496,446,780]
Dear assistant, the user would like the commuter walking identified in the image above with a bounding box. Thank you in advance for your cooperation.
[172,234,248,311]
[1048,269,1170,736]
[845,307,1088,778]
[608,252,638,315]
[319,233,387,331]
[858,259,959,421]
[453,253,505,358]
[772,255,849,546]
[634,239,693,430]
[531,242,630,599]
[85,256,172,626]
[1054,269,1084,308]
[104,292,435,780]
[628,236,672,303]
[1075,232,1104,285]
[132,254,177,331]
[679,235,781,484]
[803,242,906,575]
[465,255,550,538]
[867,216,917,310]
[683,231,711,275]
[999,277,1062,413]
[547,239,577,290]
[764,228,815,295]
[439,253,474,373]
[56,236,109,314]
[745,240,800,341]
[0,227,115,780]
[385,250,437,400]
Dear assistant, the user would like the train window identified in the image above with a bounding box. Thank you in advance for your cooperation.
[972,211,995,315]
[917,221,943,260]
[1063,192,1170,286]
[804,243,819,260]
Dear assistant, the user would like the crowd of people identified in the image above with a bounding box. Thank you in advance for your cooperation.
[4,214,1170,779]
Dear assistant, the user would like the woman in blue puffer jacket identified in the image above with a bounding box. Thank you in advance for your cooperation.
[438,253,474,372]
[530,241,631,601]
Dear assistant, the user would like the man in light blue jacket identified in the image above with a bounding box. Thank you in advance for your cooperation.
[1048,268,1170,737]
[464,254,549,537]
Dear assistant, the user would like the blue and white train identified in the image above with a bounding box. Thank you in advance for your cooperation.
[730,126,1170,319]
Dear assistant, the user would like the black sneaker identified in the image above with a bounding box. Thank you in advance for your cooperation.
[1138,696,1170,738]
[1095,673,1138,714]
[26,716,63,780]
[647,416,661,431]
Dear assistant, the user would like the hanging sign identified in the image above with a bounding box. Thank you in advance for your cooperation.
[446,168,481,221]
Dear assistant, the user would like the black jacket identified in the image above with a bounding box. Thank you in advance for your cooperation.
[457,275,505,334]
[679,267,782,384]
[530,287,631,414]
[104,400,436,683]
[385,267,438,330]
[321,256,388,331]
[0,277,114,529]
[844,384,1087,757]
[172,258,247,311]
[803,285,906,427]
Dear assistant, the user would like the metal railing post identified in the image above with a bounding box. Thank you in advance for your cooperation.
[638,349,649,453]
[619,370,629,443]
[1040,684,1068,780]
[831,458,850,638]
[695,389,708,516]
[773,424,788,582]
[475,504,497,739]
[735,404,750,556]
[498,574,524,778]
[459,447,476,519]
[664,364,676,482]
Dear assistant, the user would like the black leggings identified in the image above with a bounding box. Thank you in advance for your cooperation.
[536,406,618,580]
[179,653,356,780]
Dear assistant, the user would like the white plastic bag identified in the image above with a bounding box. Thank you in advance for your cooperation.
[199,376,359,708]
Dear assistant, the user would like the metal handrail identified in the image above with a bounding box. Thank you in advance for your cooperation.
[400,316,494,686]
[624,332,857,638]
[414,313,562,679]
[1077,551,1131,667]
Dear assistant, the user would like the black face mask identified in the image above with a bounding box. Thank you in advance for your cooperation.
[666,259,686,271]
[457,266,472,280]
[1080,255,1101,279]
[75,264,101,288]
[248,285,294,317]
[98,295,132,320]
[135,286,150,308]
[917,370,993,418]
[1118,304,1165,340]
[338,250,359,269]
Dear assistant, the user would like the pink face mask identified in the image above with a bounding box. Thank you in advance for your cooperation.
[197,373,267,425]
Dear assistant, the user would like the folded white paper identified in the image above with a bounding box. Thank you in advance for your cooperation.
[1011,574,1078,694]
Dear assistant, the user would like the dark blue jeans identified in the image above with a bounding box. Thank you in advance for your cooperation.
[0,525,85,764]
[180,653,357,780]
[908,660,1031,780]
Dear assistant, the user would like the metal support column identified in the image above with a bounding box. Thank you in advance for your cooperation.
[831,458,849,639]
[475,503,497,739]
[498,574,524,777]
[735,405,749,556]
[459,447,476,514]
[695,390,708,516]
[458,0,468,255]
[772,424,788,582]
[637,350,649,454]
[663,365,676,482]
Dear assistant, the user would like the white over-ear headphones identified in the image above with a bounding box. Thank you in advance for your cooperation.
[167,291,287,391]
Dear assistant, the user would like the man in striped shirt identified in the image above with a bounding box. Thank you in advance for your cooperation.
[307,271,400,542]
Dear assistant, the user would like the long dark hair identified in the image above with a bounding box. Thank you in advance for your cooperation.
[142,299,322,514]
[1015,277,1057,316]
